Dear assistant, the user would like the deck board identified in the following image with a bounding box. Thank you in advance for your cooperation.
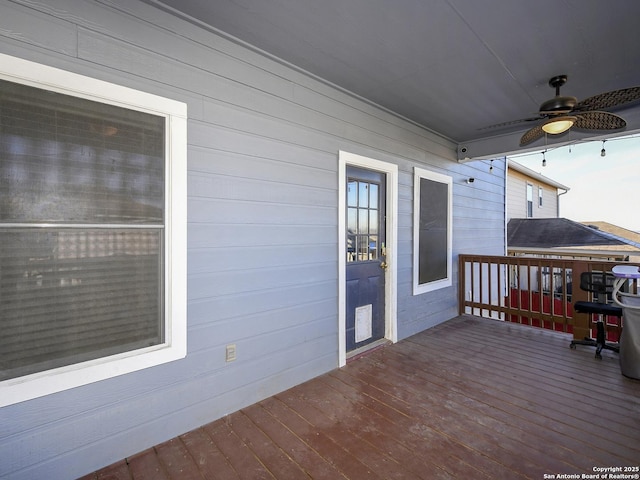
[84,315,640,479]
[180,428,239,480]
[128,449,168,480]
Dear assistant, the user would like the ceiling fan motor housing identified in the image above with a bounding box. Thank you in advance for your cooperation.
[539,74,576,114]
[539,95,577,114]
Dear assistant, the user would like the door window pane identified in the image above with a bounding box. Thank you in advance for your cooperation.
[347,180,357,207]
[369,210,378,234]
[346,177,381,262]
[347,207,357,233]
[358,208,369,234]
[359,182,369,208]
[368,235,378,260]
[369,184,378,208]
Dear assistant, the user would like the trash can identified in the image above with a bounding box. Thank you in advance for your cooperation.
[612,265,640,379]
[620,295,640,379]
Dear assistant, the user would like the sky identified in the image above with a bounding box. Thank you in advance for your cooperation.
[508,134,640,233]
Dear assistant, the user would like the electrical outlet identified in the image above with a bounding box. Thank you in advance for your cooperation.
[225,344,237,362]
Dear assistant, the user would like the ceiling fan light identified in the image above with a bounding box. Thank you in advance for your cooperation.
[541,116,577,134]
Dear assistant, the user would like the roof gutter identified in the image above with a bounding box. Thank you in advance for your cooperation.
[507,246,638,259]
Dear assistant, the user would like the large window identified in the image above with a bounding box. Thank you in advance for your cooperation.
[413,167,452,295]
[0,54,186,406]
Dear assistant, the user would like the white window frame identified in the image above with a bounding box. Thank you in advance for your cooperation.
[413,167,452,295]
[0,53,187,407]
[526,183,534,217]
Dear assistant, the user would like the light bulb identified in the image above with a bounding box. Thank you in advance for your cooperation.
[541,116,576,134]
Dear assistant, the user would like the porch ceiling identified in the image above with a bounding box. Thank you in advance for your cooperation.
[147,0,640,160]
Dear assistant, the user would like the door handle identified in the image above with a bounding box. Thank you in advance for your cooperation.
[380,261,388,271]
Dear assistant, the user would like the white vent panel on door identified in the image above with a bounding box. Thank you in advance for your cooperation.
[355,304,373,343]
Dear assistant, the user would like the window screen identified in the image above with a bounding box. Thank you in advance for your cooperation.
[0,79,166,381]
[413,167,452,295]
[418,177,448,284]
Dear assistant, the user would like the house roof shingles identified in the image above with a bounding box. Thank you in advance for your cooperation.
[507,218,630,249]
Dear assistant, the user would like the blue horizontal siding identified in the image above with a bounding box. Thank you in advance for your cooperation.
[0,1,505,479]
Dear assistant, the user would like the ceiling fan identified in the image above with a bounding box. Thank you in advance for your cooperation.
[491,75,640,146]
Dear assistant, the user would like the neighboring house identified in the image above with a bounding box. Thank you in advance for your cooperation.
[506,217,640,314]
[581,222,640,263]
[505,163,640,260]
[508,218,640,261]
[0,3,506,479]
[507,160,569,220]
[505,165,640,299]
[506,163,640,257]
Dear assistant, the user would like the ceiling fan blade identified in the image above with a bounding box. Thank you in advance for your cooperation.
[519,124,545,146]
[574,111,626,130]
[576,86,640,110]
[478,116,542,131]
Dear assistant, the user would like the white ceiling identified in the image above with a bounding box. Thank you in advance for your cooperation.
[148,0,640,159]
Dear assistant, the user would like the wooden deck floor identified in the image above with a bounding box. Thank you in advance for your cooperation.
[81,315,640,479]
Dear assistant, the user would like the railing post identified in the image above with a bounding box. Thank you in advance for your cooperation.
[571,261,590,341]
[458,254,466,315]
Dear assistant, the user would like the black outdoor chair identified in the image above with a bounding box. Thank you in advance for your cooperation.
[570,271,622,359]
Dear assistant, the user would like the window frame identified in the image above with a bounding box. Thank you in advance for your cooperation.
[0,53,187,407]
[538,186,544,207]
[526,183,534,217]
[413,167,453,295]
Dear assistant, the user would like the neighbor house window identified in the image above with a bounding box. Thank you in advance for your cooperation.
[526,183,533,217]
[413,167,452,295]
[0,54,187,406]
[538,186,543,207]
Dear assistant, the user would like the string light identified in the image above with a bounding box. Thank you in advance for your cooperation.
[489,159,493,173]
[508,133,640,166]
[542,150,546,167]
